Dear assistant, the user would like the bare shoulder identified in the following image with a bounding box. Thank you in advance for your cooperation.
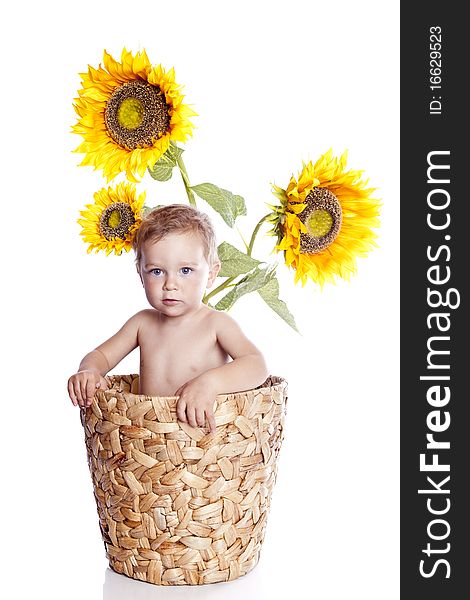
[208,310,261,358]
[114,309,160,342]
[94,309,149,372]
[137,308,160,323]
[209,309,253,344]
[135,309,161,335]
[209,309,240,331]
[124,309,154,330]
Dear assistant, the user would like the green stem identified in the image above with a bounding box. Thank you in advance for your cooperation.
[236,225,249,252]
[203,214,271,305]
[247,214,271,256]
[176,152,197,207]
[204,275,238,303]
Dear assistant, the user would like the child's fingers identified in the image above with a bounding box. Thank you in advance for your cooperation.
[85,379,98,406]
[186,406,197,429]
[73,381,85,407]
[195,408,205,428]
[68,379,78,406]
[176,399,187,423]
[86,379,103,406]
[68,377,80,404]
[206,411,216,434]
[79,380,89,406]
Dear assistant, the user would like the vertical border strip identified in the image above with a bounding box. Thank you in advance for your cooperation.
[400,4,468,597]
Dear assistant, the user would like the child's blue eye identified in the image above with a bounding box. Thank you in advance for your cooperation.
[181,267,193,275]
[151,268,162,276]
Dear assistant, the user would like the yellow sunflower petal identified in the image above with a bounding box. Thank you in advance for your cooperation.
[77,182,145,255]
[72,49,195,182]
[269,150,381,286]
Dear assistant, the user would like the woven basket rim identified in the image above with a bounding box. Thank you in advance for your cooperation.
[100,374,287,402]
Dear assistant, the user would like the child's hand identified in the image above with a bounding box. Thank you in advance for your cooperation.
[68,370,109,408]
[175,375,217,433]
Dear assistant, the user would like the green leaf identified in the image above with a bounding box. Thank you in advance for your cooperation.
[257,277,299,332]
[190,183,246,227]
[148,142,184,181]
[234,194,247,219]
[142,204,164,217]
[217,242,261,277]
[214,265,276,311]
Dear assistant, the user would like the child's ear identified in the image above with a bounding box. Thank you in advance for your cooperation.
[136,264,144,286]
[207,261,221,288]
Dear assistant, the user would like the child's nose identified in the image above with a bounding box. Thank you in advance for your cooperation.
[163,274,178,290]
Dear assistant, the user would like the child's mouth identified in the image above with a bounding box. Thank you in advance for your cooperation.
[162,299,180,305]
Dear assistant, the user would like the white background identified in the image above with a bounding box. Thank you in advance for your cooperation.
[2,1,399,598]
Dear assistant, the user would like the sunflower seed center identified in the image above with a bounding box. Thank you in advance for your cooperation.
[105,80,171,150]
[118,97,144,129]
[298,187,342,254]
[99,202,136,240]
[306,209,333,238]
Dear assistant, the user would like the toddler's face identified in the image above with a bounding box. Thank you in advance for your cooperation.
[138,232,219,317]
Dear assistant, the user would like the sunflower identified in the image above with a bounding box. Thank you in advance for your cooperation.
[268,149,380,286]
[78,182,145,255]
[72,49,196,182]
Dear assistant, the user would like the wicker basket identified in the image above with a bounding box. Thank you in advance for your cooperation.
[81,374,287,585]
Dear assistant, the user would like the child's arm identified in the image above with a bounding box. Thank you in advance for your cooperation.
[67,311,142,408]
[175,312,269,432]
[206,312,269,392]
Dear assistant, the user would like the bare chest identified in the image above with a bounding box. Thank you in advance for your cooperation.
[138,319,228,395]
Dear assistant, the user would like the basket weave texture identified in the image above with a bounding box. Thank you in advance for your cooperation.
[81,374,287,585]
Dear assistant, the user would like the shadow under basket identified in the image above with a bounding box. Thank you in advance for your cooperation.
[81,374,288,585]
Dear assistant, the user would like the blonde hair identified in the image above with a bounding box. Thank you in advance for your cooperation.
[133,204,219,270]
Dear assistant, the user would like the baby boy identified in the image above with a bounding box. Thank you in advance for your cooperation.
[67,204,268,432]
